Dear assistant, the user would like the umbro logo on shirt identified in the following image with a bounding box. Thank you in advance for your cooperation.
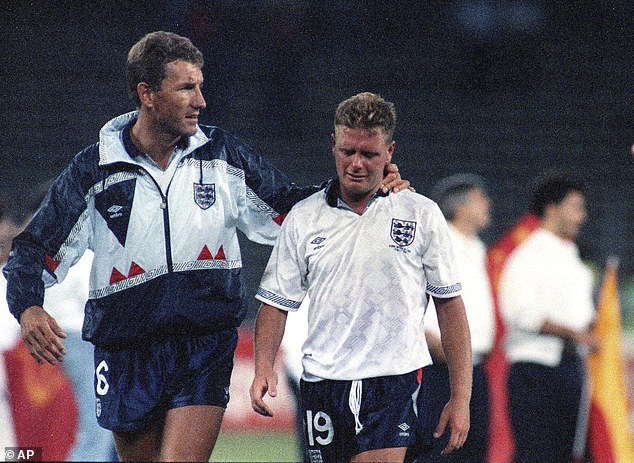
[311,237,326,250]
[95,177,136,247]
[107,205,124,218]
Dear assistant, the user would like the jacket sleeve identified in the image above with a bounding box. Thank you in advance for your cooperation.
[227,135,325,245]
[3,148,96,322]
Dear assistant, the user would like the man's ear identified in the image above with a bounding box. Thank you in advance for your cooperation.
[137,82,154,108]
[386,140,395,164]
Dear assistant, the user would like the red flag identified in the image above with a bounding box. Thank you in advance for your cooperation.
[485,212,541,463]
[3,341,77,461]
[586,259,634,463]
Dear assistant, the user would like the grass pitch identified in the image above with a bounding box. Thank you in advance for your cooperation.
[211,431,301,462]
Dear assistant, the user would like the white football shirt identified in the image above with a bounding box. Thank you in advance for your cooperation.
[256,184,462,381]
[500,228,595,366]
[424,224,495,361]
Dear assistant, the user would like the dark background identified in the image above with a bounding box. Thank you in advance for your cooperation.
[2,1,633,320]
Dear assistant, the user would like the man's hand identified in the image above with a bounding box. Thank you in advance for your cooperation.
[435,395,470,456]
[540,320,601,354]
[250,303,288,418]
[250,369,278,417]
[574,330,601,354]
[382,163,414,193]
[433,295,472,456]
[19,305,67,365]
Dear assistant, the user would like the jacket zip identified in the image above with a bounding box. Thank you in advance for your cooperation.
[136,166,176,273]
[159,190,173,272]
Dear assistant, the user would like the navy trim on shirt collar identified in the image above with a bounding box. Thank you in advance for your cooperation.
[122,120,144,158]
[324,178,389,208]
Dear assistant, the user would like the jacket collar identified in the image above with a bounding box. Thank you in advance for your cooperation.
[324,178,389,209]
[98,111,210,167]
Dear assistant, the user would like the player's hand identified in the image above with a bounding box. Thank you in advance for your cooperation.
[381,163,415,193]
[576,330,601,354]
[434,395,470,456]
[19,305,67,365]
[250,369,278,417]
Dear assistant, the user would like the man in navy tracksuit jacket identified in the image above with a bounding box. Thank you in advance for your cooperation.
[4,31,405,461]
[8,110,313,348]
[5,86,316,462]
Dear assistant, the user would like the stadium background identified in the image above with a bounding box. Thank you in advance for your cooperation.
[1,2,633,461]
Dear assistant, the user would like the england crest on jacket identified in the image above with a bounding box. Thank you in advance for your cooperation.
[390,218,416,247]
[194,182,216,209]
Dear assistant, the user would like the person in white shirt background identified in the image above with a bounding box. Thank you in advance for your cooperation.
[499,172,600,463]
[407,173,495,463]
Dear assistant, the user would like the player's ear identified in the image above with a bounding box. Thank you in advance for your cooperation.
[137,82,154,108]
[386,140,395,163]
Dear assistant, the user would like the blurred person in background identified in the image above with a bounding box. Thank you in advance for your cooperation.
[250,92,472,463]
[3,31,408,462]
[499,173,600,463]
[407,174,495,463]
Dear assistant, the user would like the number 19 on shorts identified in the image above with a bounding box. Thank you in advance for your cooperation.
[305,410,334,446]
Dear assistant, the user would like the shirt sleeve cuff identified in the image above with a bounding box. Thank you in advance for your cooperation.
[255,287,302,311]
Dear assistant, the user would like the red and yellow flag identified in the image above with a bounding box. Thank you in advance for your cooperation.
[485,212,541,463]
[3,340,77,461]
[586,260,634,463]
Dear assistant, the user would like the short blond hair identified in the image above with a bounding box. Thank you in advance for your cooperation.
[334,92,397,141]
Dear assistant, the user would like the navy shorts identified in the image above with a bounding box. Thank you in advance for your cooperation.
[300,370,420,463]
[407,363,489,463]
[93,328,238,432]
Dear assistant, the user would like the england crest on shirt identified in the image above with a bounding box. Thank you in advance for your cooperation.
[390,218,416,246]
[193,182,216,209]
